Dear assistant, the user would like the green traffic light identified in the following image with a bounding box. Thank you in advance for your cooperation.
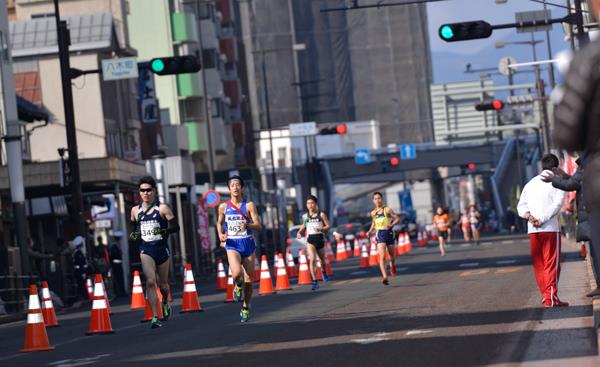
[151,59,165,73]
[440,25,454,40]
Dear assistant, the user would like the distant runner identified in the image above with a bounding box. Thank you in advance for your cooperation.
[433,206,449,256]
[468,205,481,245]
[367,192,400,285]
[460,211,471,243]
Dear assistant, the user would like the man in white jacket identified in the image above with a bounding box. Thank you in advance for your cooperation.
[517,154,568,308]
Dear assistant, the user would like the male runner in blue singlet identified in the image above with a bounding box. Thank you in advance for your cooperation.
[217,176,262,322]
[129,176,180,329]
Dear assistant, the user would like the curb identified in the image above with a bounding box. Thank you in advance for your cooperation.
[583,242,600,354]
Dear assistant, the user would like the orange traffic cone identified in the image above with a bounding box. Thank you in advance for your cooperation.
[259,255,275,295]
[369,243,378,266]
[87,274,114,335]
[325,257,333,277]
[225,268,235,303]
[40,281,59,328]
[315,257,324,281]
[181,264,203,312]
[130,271,145,310]
[141,290,164,322]
[100,278,112,314]
[216,259,227,289]
[406,233,413,253]
[397,234,407,256]
[360,243,370,268]
[326,241,335,262]
[86,276,94,300]
[353,239,361,257]
[275,253,292,291]
[417,231,423,246]
[253,256,261,282]
[581,243,587,258]
[297,250,312,285]
[336,240,347,261]
[21,284,54,352]
[286,250,297,278]
[345,240,353,258]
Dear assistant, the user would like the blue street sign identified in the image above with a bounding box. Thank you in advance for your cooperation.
[354,149,371,165]
[204,190,221,208]
[400,144,417,160]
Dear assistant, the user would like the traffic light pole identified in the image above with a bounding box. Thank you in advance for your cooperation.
[54,0,86,243]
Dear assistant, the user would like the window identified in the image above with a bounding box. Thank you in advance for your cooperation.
[198,3,213,20]
[202,49,217,69]
[211,99,221,118]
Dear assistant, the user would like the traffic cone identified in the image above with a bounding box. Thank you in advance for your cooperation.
[417,232,424,246]
[397,234,407,256]
[253,256,261,282]
[101,278,112,314]
[225,268,235,303]
[360,244,370,268]
[345,240,353,258]
[86,276,94,300]
[336,240,347,261]
[353,239,361,257]
[369,243,378,266]
[216,259,227,289]
[40,281,59,328]
[315,257,324,281]
[180,264,203,312]
[326,241,335,262]
[141,290,163,322]
[87,274,114,335]
[259,255,275,295]
[297,250,312,285]
[21,284,54,352]
[286,250,297,278]
[406,233,413,253]
[130,271,145,310]
[275,253,292,291]
[325,256,333,276]
[581,243,587,259]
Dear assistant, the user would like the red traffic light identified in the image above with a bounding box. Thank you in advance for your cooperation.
[468,163,476,170]
[336,124,347,135]
[475,99,505,111]
[390,157,400,166]
[492,100,504,110]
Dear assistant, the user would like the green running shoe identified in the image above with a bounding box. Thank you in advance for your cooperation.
[162,302,172,321]
[240,305,251,323]
[233,283,243,302]
[151,316,162,329]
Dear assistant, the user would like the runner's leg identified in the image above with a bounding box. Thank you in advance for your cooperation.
[387,244,396,272]
[317,247,327,276]
[226,249,243,284]
[377,243,388,278]
[439,236,446,256]
[306,243,318,281]
[140,254,158,317]
[241,254,254,308]
[156,258,170,302]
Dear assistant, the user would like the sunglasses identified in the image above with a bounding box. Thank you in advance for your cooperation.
[139,188,153,193]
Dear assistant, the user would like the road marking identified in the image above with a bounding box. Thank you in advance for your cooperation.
[459,262,479,268]
[496,267,522,274]
[397,267,409,272]
[405,329,433,336]
[459,243,470,248]
[47,354,111,367]
[501,240,514,244]
[351,332,390,344]
[481,242,493,246]
[496,260,516,265]
[460,269,490,277]
[336,280,351,286]
[348,279,362,284]
[350,271,368,275]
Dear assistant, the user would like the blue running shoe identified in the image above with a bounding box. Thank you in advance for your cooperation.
[322,271,329,282]
[240,305,251,323]
[311,280,319,290]
[233,282,243,302]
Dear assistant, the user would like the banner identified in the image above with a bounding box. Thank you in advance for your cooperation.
[197,199,211,251]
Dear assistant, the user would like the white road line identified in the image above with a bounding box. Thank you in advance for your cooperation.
[459,262,479,268]
[459,243,470,248]
[501,240,514,244]
[350,271,368,275]
[481,242,493,246]
[351,332,390,344]
[397,267,409,272]
[496,260,516,265]
[406,329,434,336]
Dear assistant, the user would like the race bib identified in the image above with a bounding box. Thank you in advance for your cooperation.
[307,222,322,235]
[226,215,248,237]
[141,221,162,242]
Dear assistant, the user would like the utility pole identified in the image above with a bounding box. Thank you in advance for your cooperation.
[0,4,30,274]
[573,0,590,49]
[53,0,86,241]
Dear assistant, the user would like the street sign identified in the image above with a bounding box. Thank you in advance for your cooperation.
[400,144,417,160]
[204,190,221,208]
[102,57,138,81]
[354,149,371,165]
[498,56,517,76]
[515,10,552,33]
[289,122,317,137]
[95,219,112,229]
[138,68,158,123]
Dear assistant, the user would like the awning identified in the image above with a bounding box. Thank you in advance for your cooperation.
[16,95,50,123]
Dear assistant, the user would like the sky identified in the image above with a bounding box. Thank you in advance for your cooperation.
[426,0,575,85]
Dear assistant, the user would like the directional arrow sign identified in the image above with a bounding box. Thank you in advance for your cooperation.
[354,149,371,165]
[400,144,416,160]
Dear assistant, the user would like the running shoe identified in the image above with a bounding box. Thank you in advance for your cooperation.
[322,271,329,282]
[240,305,251,323]
[382,278,389,286]
[162,302,172,321]
[311,280,320,290]
[390,266,397,277]
[151,316,162,329]
[233,282,243,302]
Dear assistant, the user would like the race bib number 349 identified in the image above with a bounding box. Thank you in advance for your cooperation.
[141,221,162,242]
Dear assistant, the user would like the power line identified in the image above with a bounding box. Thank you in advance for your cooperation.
[320,0,451,13]
[529,0,588,13]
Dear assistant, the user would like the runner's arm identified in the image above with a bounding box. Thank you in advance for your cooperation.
[297,214,307,238]
[320,212,332,232]
[216,203,227,242]
[129,207,141,241]
[246,202,262,231]
[386,207,400,229]
[159,204,180,234]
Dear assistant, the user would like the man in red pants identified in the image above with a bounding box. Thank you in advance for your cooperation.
[517,154,568,308]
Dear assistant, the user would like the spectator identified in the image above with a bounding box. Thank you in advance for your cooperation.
[109,232,127,298]
[69,236,89,300]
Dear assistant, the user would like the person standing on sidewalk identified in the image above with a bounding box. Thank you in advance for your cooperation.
[109,231,127,298]
[517,154,568,308]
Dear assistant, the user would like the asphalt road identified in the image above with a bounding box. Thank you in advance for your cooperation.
[1,235,597,367]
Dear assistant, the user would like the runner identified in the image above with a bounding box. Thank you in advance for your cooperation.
[469,205,481,245]
[433,206,450,256]
[217,176,262,322]
[129,176,179,329]
[460,210,471,243]
[296,195,332,290]
[367,192,400,285]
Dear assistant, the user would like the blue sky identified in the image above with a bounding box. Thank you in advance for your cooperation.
[426,0,574,84]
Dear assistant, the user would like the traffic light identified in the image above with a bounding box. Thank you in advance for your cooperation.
[320,123,348,135]
[460,163,477,175]
[381,156,400,170]
[149,55,201,76]
[475,99,504,111]
[439,21,493,42]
